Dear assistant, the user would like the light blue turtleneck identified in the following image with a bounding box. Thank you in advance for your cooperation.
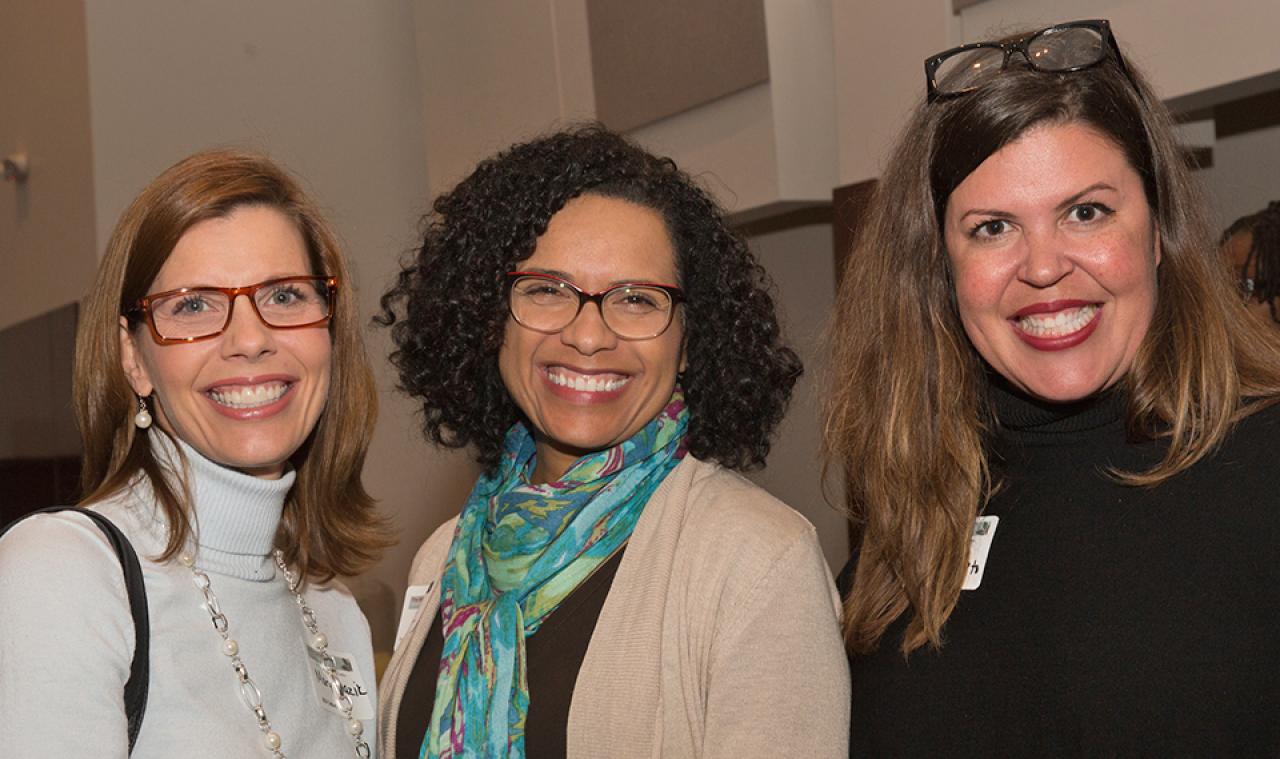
[0,430,377,758]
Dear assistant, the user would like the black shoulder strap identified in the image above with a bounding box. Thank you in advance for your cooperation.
[0,506,150,753]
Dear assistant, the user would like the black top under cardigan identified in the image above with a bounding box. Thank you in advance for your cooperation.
[841,384,1280,757]
[395,549,624,759]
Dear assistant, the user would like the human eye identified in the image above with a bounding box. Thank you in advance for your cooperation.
[608,286,665,313]
[1064,202,1114,224]
[165,292,218,317]
[515,278,572,304]
[967,218,1011,240]
[262,283,308,307]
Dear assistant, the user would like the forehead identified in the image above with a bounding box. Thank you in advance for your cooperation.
[152,205,311,290]
[524,194,677,284]
[949,122,1140,209]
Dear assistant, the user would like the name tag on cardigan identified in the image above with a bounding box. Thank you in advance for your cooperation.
[309,648,374,720]
[962,516,999,590]
[395,582,435,649]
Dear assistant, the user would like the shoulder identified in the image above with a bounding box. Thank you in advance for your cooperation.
[653,457,833,610]
[0,508,136,655]
[1206,398,1280,471]
[405,516,459,585]
[0,509,138,750]
[671,456,822,560]
[0,508,124,580]
[1232,397,1280,439]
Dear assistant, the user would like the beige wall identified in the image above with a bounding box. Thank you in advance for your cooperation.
[78,0,480,652]
[412,1,595,200]
[12,0,1280,642]
[959,1,1280,105]
[832,0,956,185]
[0,0,97,332]
[412,0,834,215]
[745,221,848,569]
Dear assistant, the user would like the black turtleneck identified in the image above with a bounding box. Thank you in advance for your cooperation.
[842,384,1280,757]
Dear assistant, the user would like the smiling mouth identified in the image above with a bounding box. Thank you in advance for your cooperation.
[1014,304,1100,338]
[207,381,291,409]
[545,367,631,393]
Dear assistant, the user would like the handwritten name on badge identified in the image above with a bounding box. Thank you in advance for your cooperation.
[962,515,999,590]
[309,647,375,720]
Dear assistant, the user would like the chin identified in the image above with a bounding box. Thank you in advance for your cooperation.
[1014,373,1114,404]
[206,439,297,474]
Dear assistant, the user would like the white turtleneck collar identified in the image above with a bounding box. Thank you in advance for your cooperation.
[144,430,296,582]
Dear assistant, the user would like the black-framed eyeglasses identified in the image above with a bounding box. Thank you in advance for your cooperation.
[506,272,684,341]
[925,19,1136,102]
[126,275,337,344]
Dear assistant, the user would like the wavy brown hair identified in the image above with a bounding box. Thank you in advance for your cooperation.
[826,36,1280,655]
[75,149,388,582]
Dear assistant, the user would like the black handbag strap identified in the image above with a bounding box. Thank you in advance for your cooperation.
[0,506,150,753]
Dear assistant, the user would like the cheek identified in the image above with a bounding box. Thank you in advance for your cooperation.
[1097,233,1160,300]
[312,339,334,394]
[139,344,205,395]
[497,322,533,399]
[948,257,1000,323]
[644,330,685,387]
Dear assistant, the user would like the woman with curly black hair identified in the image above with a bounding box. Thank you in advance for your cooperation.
[376,125,849,758]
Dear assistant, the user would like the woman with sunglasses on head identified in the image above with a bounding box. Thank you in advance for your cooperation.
[0,150,387,757]
[827,19,1280,755]
[377,125,848,758]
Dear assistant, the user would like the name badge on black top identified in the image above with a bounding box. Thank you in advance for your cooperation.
[963,515,999,590]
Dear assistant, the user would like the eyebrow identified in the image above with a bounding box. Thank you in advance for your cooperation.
[955,182,1120,222]
[518,267,673,287]
[156,272,317,291]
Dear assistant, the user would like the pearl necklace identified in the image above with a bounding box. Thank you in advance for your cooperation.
[180,550,372,758]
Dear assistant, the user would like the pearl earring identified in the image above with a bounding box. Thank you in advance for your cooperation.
[134,396,153,429]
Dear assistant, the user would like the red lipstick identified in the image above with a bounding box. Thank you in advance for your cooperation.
[1010,301,1102,351]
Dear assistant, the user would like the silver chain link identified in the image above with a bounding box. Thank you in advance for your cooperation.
[182,550,371,758]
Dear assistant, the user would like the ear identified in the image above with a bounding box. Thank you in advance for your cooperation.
[1153,223,1163,267]
[119,317,155,397]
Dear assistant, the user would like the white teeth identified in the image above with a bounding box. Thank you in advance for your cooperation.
[208,382,288,409]
[546,369,630,393]
[1016,304,1099,337]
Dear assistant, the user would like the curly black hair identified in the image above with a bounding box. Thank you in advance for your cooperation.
[1222,200,1280,322]
[377,124,801,472]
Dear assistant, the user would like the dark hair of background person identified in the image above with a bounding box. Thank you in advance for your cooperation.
[824,44,1280,655]
[378,124,801,472]
[76,149,390,582]
[1221,200,1280,321]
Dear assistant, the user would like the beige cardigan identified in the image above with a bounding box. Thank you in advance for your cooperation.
[379,456,850,757]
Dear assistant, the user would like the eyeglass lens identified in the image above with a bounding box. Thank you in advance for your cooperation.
[509,275,675,339]
[149,278,331,340]
[933,26,1107,96]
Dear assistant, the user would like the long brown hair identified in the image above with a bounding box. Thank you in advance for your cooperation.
[75,149,389,582]
[826,42,1280,654]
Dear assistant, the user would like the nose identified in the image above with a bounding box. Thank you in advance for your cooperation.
[220,294,276,359]
[558,299,618,356]
[1017,229,1075,288]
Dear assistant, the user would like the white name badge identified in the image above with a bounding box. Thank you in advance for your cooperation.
[308,648,375,720]
[394,582,435,649]
[962,515,999,590]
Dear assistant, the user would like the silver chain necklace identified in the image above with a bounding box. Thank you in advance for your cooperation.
[180,550,372,758]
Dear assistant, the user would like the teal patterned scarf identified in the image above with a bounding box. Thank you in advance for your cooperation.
[422,390,689,758]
